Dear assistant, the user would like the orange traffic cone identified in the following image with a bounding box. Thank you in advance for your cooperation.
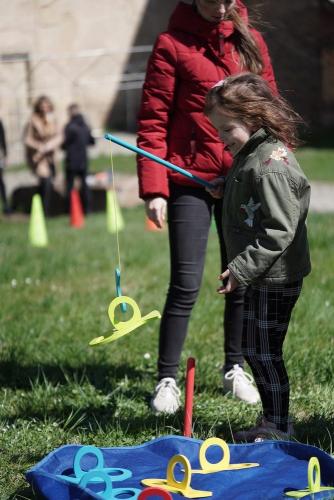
[145,216,162,232]
[70,189,84,228]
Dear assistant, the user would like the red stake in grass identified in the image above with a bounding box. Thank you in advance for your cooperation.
[183,357,195,437]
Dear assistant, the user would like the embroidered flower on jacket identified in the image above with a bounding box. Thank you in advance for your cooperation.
[264,147,289,166]
[240,197,261,227]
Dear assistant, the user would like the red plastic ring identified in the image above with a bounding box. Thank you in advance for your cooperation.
[138,486,173,499]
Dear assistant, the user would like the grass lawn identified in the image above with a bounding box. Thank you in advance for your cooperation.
[89,154,137,176]
[0,207,334,498]
[295,148,334,182]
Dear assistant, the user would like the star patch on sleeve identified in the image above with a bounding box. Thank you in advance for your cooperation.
[240,197,261,227]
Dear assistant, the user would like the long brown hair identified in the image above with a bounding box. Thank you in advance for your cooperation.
[193,1,264,73]
[226,2,264,74]
[33,95,54,115]
[205,73,303,148]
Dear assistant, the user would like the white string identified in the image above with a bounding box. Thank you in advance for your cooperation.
[109,144,122,272]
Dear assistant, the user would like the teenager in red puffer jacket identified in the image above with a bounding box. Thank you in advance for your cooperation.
[137,0,278,414]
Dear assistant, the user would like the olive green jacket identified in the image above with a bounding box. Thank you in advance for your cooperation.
[222,129,311,285]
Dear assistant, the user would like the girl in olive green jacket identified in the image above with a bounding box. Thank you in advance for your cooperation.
[205,73,311,442]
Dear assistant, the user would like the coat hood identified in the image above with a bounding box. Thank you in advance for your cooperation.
[168,1,249,38]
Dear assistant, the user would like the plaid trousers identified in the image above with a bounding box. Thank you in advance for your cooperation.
[242,280,303,431]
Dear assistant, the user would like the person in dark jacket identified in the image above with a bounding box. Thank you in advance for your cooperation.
[137,0,277,414]
[62,104,95,213]
[0,118,10,214]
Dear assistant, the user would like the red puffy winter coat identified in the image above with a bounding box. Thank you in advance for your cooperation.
[137,1,277,200]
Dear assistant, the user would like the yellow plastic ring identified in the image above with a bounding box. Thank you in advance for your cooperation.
[108,296,142,330]
[199,438,230,472]
[308,457,320,492]
[166,455,191,491]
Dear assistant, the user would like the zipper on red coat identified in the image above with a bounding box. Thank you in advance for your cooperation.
[190,129,196,156]
[219,33,225,56]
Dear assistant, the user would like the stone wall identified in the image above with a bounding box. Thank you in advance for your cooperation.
[0,0,152,163]
[0,0,333,165]
[247,0,334,131]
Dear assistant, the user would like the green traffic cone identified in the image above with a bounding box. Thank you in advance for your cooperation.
[106,189,124,234]
[29,194,48,247]
[211,218,218,232]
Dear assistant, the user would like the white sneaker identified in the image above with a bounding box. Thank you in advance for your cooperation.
[223,364,260,404]
[151,377,181,415]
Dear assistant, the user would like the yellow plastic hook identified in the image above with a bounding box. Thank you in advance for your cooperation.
[89,296,161,346]
[285,456,334,498]
[141,454,212,498]
[192,437,259,474]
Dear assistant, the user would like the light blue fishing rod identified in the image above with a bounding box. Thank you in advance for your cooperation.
[104,133,213,189]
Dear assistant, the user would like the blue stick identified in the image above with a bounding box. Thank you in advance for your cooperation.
[104,133,213,189]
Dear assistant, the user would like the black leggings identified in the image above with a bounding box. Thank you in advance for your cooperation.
[39,177,53,217]
[66,170,90,214]
[39,163,55,216]
[158,183,245,380]
[0,169,9,213]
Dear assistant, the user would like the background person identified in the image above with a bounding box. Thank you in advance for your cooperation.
[205,72,311,441]
[137,0,278,414]
[62,104,95,214]
[0,118,10,215]
[24,95,61,216]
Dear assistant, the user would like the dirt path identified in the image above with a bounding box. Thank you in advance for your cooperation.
[307,181,334,213]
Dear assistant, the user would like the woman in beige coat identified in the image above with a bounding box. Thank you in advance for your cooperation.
[25,95,62,215]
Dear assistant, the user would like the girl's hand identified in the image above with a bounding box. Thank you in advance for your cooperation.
[217,269,239,294]
[206,176,225,199]
[145,197,167,229]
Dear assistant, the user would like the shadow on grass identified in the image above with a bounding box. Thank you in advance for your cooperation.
[9,486,39,500]
[294,415,334,453]
[0,360,232,438]
[0,359,147,392]
[2,360,333,449]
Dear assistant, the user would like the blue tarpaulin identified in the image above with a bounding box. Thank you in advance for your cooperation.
[26,435,334,499]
